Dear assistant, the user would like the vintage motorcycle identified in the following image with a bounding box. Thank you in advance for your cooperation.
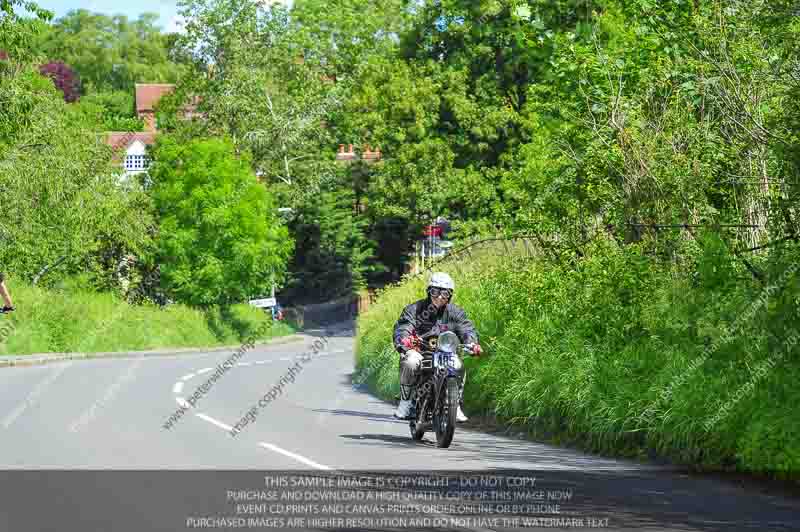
[406,330,478,448]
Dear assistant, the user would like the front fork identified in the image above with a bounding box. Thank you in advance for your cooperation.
[434,353,465,410]
[408,353,466,420]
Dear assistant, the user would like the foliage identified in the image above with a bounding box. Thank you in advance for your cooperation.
[173,0,343,205]
[356,238,800,478]
[291,0,412,77]
[0,0,52,62]
[38,60,80,102]
[0,60,153,286]
[281,189,378,303]
[507,0,800,251]
[4,0,800,477]
[34,10,185,93]
[169,0,388,298]
[78,90,144,131]
[146,135,294,307]
[1,280,295,355]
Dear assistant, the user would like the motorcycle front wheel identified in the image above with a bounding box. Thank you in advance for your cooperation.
[434,378,459,448]
[410,397,426,441]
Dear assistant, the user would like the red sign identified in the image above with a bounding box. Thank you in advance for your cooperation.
[423,225,443,237]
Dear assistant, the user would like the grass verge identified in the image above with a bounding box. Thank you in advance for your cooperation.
[355,235,800,481]
[0,282,295,356]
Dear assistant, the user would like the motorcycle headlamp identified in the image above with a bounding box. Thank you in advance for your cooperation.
[437,331,460,354]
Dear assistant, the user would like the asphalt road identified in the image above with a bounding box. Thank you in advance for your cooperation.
[0,322,798,532]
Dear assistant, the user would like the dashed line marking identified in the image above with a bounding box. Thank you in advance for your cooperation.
[189,410,333,471]
[173,382,183,394]
[196,413,233,432]
[258,442,332,470]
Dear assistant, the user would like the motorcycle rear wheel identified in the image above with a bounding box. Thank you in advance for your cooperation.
[434,378,459,448]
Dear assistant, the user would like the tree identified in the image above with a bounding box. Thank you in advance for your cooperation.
[34,10,185,93]
[38,60,80,102]
[147,136,294,307]
[0,0,52,62]
[0,60,153,285]
[172,0,342,206]
[281,189,377,303]
[290,0,413,77]
[76,90,144,131]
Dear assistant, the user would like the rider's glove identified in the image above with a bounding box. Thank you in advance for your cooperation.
[472,344,483,356]
[399,336,416,351]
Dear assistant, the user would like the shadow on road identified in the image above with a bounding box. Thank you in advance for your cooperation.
[312,407,403,424]
[339,433,433,447]
[297,318,356,339]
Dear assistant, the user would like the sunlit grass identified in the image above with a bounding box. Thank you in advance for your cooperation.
[356,238,800,479]
[0,282,295,355]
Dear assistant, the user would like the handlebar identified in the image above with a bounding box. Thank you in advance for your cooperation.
[401,335,481,356]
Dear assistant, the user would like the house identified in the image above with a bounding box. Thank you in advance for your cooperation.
[135,83,177,132]
[104,83,199,176]
[106,131,157,175]
[335,143,382,163]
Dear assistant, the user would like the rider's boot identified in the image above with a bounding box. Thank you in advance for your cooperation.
[394,384,415,420]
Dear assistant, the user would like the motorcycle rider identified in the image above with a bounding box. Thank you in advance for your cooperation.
[392,272,483,422]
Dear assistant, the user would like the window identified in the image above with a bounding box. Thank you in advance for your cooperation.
[124,154,149,172]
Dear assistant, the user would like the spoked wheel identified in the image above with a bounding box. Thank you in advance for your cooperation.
[410,398,426,441]
[434,378,459,448]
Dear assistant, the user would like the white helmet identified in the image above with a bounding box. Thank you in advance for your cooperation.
[428,272,454,291]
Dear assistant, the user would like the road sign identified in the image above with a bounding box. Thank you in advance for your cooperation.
[249,297,276,308]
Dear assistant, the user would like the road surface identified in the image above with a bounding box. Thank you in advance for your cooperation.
[0,322,798,531]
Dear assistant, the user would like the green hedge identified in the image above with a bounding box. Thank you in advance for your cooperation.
[355,236,800,479]
[0,282,295,355]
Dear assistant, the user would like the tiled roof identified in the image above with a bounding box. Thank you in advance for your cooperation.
[135,84,175,112]
[104,131,157,152]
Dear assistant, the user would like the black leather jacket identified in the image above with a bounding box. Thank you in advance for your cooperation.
[393,298,478,354]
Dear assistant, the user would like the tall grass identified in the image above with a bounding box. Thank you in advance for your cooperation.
[355,236,800,479]
[0,282,295,356]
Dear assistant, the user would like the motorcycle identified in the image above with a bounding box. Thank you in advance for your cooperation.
[406,330,478,448]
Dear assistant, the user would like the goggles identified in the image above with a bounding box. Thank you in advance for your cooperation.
[428,287,453,299]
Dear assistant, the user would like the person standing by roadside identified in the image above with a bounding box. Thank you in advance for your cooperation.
[0,271,15,312]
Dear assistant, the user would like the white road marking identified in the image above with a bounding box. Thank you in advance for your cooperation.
[190,410,332,471]
[3,362,73,428]
[180,373,195,381]
[196,413,234,432]
[258,442,331,470]
[173,382,183,394]
[196,368,213,375]
[165,351,493,532]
